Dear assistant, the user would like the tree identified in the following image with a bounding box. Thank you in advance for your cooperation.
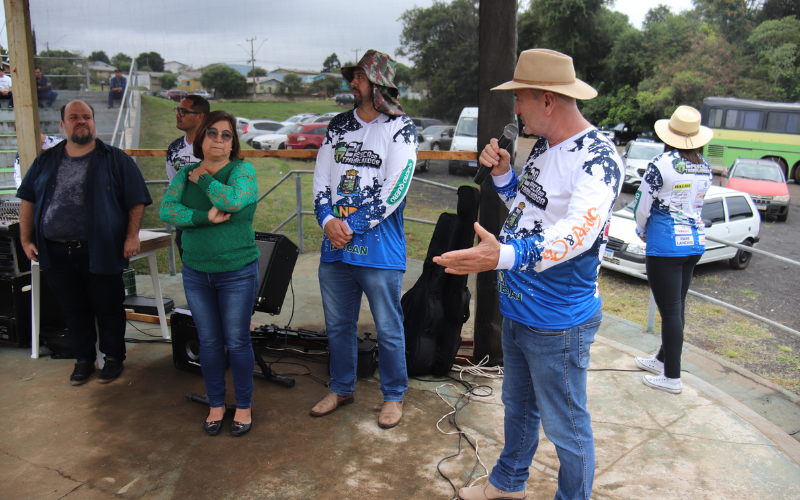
[394,62,413,87]
[760,0,800,21]
[747,16,800,99]
[111,52,132,72]
[200,65,247,98]
[36,49,82,90]
[322,53,341,73]
[247,67,267,77]
[279,73,303,99]
[89,50,110,64]
[399,0,479,122]
[159,72,178,90]
[136,51,164,72]
[309,75,342,97]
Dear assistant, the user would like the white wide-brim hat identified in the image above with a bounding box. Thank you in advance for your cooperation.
[655,105,713,150]
[492,49,597,100]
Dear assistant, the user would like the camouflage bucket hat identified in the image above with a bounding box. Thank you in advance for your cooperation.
[341,49,406,117]
[341,49,398,90]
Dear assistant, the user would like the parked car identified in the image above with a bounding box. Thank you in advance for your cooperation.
[620,140,666,192]
[240,119,285,145]
[236,117,250,135]
[411,117,444,130]
[285,123,328,151]
[722,158,790,222]
[165,89,189,102]
[416,132,432,173]
[158,89,171,99]
[335,93,354,105]
[192,90,214,99]
[601,186,761,276]
[422,125,455,151]
[313,112,341,124]
[282,113,319,126]
[251,124,297,151]
[449,107,479,174]
[600,122,647,146]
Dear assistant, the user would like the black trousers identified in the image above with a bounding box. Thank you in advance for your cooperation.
[41,241,127,363]
[646,254,702,378]
[174,227,183,259]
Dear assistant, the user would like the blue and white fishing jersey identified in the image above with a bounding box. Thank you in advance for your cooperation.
[633,151,713,257]
[313,109,417,271]
[493,128,621,329]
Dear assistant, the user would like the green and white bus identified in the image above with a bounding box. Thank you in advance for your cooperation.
[701,97,800,183]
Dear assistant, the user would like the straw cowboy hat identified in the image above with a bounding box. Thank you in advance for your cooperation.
[492,48,597,100]
[654,106,713,150]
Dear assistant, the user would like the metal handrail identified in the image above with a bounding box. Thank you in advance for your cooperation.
[111,60,138,149]
[705,234,800,268]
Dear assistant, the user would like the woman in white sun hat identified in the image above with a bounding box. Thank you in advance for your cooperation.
[632,105,714,394]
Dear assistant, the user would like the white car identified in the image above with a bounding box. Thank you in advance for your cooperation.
[281,113,319,127]
[240,119,285,145]
[251,124,299,150]
[601,186,761,277]
[621,140,665,192]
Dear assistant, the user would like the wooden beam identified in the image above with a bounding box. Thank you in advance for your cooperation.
[4,0,40,181]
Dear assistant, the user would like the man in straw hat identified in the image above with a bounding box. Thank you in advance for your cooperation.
[310,50,417,429]
[434,49,623,500]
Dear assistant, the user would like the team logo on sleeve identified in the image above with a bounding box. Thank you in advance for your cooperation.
[504,202,526,232]
[337,169,361,196]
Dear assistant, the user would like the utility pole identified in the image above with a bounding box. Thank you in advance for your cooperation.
[352,48,361,64]
[247,36,257,99]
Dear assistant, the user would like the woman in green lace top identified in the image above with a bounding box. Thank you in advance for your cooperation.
[159,110,260,437]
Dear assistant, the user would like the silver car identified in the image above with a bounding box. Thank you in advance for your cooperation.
[240,119,285,145]
[251,124,299,151]
[416,132,432,173]
[621,140,665,192]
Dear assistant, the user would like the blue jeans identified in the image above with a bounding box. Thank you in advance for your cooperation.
[489,309,602,500]
[318,261,408,401]
[182,260,259,409]
[38,90,58,108]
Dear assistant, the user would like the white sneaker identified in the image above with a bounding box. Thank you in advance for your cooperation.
[643,374,682,394]
[634,355,664,375]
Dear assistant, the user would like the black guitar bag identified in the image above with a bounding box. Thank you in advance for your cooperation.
[402,185,480,376]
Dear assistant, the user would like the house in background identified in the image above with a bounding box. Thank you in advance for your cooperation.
[176,70,203,92]
[246,75,283,95]
[164,61,191,74]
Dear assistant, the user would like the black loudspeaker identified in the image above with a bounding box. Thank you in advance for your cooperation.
[0,273,65,347]
[171,311,203,375]
[253,233,299,314]
[0,222,31,277]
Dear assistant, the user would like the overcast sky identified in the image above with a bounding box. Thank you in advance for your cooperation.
[0,0,694,71]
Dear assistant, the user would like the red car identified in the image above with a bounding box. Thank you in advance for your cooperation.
[165,89,188,102]
[722,158,790,221]
[285,123,328,151]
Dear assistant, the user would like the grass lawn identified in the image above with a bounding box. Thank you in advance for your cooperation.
[133,95,448,274]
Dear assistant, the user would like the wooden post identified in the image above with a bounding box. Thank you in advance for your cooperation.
[474,0,517,365]
[4,0,41,181]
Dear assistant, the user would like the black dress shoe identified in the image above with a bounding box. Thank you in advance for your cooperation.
[98,358,124,384]
[70,362,96,386]
[204,419,223,436]
[230,419,252,437]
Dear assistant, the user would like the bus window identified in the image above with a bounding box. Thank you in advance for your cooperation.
[725,109,763,130]
[766,112,800,133]
[707,108,723,128]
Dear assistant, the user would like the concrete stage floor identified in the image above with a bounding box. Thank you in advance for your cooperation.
[2,254,800,499]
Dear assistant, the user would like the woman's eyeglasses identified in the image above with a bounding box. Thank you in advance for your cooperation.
[206,128,234,143]
[173,107,202,117]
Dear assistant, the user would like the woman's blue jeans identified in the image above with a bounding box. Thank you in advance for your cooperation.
[489,309,602,500]
[318,261,408,401]
[182,260,259,409]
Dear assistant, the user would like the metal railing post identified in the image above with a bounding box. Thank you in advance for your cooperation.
[295,172,304,253]
[646,290,657,333]
[164,186,176,276]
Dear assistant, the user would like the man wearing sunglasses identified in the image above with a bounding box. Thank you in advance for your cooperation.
[166,95,209,256]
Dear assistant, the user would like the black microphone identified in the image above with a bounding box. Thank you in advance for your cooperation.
[473,123,519,185]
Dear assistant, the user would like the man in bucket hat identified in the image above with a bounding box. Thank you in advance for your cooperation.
[310,49,417,429]
[434,49,623,500]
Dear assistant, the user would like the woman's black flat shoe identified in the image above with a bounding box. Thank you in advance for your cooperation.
[230,419,252,437]
[204,419,223,436]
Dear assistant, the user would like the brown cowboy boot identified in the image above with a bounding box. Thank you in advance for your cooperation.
[458,482,526,500]
[310,392,354,417]
[378,400,403,428]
